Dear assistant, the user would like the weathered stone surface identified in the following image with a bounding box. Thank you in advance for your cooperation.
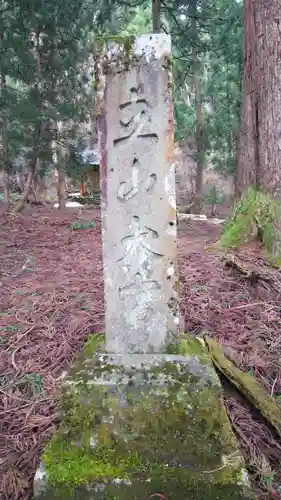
[34,335,251,500]
[99,34,179,354]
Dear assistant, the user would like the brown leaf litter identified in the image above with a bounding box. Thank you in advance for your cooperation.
[0,208,280,499]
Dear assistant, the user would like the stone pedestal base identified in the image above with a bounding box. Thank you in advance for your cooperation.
[34,336,252,499]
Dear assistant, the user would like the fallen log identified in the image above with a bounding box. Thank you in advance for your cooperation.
[205,337,281,438]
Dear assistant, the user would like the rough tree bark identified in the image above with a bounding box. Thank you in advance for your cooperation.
[191,0,204,214]
[0,30,10,210]
[152,0,161,33]
[13,162,36,213]
[33,167,47,203]
[193,69,203,213]
[236,0,281,198]
[55,121,66,210]
[3,170,9,206]
[13,27,43,213]
[57,165,66,209]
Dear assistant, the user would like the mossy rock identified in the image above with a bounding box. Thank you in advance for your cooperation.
[34,334,252,499]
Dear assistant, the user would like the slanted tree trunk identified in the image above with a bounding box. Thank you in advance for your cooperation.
[236,0,281,198]
[13,163,36,213]
[14,27,44,214]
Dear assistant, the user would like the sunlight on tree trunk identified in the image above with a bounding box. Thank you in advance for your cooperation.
[236,0,281,199]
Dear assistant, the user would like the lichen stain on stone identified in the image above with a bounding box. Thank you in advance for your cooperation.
[168,205,176,222]
[165,132,174,163]
[99,145,108,209]
[83,333,105,357]
[173,277,180,295]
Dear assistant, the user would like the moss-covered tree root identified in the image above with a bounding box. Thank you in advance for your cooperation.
[206,337,281,437]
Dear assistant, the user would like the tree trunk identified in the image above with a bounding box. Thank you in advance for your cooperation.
[3,170,9,206]
[193,72,204,213]
[34,171,46,203]
[191,2,204,214]
[0,32,10,211]
[152,0,161,33]
[13,25,42,215]
[54,121,66,210]
[13,163,36,213]
[236,0,281,198]
[57,167,66,210]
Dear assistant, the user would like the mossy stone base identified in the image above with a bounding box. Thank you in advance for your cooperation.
[34,337,252,499]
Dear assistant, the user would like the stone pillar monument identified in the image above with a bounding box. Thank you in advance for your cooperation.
[99,34,179,354]
[34,34,251,500]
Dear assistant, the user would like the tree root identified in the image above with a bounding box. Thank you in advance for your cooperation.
[221,253,281,292]
[205,337,281,439]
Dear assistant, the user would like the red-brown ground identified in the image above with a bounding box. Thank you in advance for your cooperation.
[0,206,281,499]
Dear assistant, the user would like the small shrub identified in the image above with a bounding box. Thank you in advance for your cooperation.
[18,372,44,396]
[71,220,96,230]
[67,194,100,205]
[0,336,8,346]
[4,325,19,332]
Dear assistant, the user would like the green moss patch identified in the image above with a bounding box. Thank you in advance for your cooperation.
[219,187,281,267]
[167,334,211,364]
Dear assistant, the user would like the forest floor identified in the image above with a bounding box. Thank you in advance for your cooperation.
[0,205,281,500]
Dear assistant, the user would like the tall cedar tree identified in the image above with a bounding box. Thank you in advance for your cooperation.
[236,0,281,198]
[1,0,95,211]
